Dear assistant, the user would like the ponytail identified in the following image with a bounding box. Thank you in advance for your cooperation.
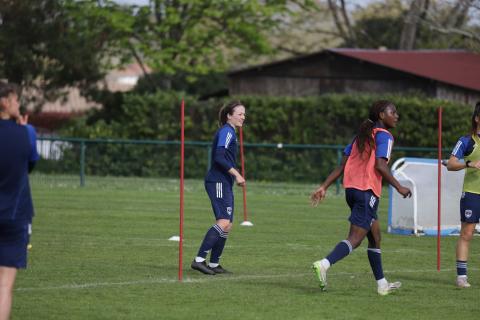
[356,119,376,154]
[356,100,394,154]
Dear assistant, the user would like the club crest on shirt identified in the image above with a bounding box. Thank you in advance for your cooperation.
[465,210,472,219]
[226,207,232,215]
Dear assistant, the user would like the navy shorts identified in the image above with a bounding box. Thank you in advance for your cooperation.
[460,192,480,223]
[0,221,29,269]
[345,188,379,231]
[205,181,234,222]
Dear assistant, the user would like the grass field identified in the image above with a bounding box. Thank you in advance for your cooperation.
[13,175,479,319]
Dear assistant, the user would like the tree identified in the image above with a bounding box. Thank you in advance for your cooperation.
[268,0,406,52]
[351,0,406,49]
[398,0,480,50]
[0,0,132,110]
[415,0,480,50]
[274,0,356,52]
[399,0,429,49]
[326,0,356,46]
[125,0,316,89]
[1,0,317,106]
[328,0,480,50]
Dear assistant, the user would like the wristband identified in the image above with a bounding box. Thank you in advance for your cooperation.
[466,160,471,168]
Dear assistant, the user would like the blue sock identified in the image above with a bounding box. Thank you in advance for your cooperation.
[326,240,352,265]
[210,230,229,264]
[367,248,384,280]
[456,260,467,276]
[196,225,222,259]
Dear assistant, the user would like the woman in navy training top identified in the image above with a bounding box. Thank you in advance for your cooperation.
[191,101,246,275]
[0,82,39,320]
[446,102,480,288]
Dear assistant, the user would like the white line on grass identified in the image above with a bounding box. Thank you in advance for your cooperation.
[17,267,477,292]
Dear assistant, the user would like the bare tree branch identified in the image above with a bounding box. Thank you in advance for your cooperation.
[399,0,429,50]
[444,0,473,28]
[425,23,480,42]
[327,0,348,42]
[339,0,356,46]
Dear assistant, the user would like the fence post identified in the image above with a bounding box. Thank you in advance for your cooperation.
[336,148,342,195]
[80,141,86,187]
[207,145,212,171]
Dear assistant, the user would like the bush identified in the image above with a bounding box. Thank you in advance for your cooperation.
[56,92,472,181]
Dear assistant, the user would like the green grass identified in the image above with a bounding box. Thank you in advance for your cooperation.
[13,174,479,319]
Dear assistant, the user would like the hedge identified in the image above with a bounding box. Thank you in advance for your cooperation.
[54,91,474,182]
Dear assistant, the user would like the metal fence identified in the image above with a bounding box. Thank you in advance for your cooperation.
[35,137,451,190]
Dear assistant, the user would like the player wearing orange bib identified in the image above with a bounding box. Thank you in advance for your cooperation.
[310,100,412,295]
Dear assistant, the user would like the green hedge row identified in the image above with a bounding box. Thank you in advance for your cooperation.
[55,91,474,181]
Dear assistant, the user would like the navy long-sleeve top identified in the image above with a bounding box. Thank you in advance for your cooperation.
[0,120,39,222]
[205,124,237,185]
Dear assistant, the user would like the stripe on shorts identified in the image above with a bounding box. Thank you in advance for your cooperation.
[216,182,223,198]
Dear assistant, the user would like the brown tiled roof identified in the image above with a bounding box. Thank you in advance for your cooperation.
[229,49,480,92]
[330,49,480,91]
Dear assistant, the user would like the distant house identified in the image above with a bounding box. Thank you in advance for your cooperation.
[29,62,150,133]
[228,49,480,105]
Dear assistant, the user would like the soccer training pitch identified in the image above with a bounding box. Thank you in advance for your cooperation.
[14,175,479,319]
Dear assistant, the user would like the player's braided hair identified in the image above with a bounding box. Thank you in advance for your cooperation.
[356,100,395,154]
[471,101,480,135]
[218,100,243,127]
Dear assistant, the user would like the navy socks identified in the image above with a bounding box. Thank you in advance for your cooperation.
[367,248,384,280]
[197,224,223,259]
[210,229,229,264]
[326,240,353,265]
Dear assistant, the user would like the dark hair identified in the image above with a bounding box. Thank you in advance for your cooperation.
[0,81,18,99]
[218,101,243,127]
[356,100,395,154]
[471,101,480,135]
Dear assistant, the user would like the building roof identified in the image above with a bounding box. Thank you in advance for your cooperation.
[230,49,480,92]
[329,49,480,91]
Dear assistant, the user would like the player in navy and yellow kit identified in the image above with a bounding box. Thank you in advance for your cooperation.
[0,82,39,320]
[447,102,480,288]
[310,100,411,295]
[191,101,246,275]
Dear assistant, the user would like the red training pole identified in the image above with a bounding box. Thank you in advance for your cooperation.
[437,107,443,271]
[239,127,252,226]
[179,99,185,281]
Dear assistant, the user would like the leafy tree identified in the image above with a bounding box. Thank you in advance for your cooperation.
[1,0,317,107]
[0,0,132,110]
[125,0,316,90]
[134,71,228,99]
[352,2,406,49]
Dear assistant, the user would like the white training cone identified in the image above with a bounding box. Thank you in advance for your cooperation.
[168,235,181,241]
